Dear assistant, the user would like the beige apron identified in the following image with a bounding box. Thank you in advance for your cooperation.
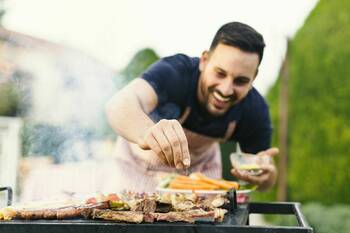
[108,107,236,193]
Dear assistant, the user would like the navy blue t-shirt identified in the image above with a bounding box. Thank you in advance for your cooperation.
[141,54,272,154]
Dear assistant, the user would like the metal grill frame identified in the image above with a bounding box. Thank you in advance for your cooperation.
[0,186,313,233]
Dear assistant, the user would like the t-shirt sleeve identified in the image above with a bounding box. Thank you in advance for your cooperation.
[239,109,272,154]
[238,99,272,154]
[140,54,191,105]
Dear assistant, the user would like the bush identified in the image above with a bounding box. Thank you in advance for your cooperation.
[266,202,350,233]
[266,0,350,204]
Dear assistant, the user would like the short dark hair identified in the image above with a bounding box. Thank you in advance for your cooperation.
[210,22,265,64]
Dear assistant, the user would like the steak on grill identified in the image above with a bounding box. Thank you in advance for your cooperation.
[92,209,144,223]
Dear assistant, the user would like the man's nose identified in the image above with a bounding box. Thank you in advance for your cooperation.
[218,79,234,96]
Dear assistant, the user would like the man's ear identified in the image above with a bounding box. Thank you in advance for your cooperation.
[254,68,259,79]
[250,68,259,90]
[199,50,209,72]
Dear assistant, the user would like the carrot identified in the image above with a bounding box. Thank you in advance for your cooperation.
[169,173,240,191]
[222,180,240,190]
[190,172,239,190]
[173,176,194,182]
[169,182,217,190]
[170,178,219,190]
[171,179,220,189]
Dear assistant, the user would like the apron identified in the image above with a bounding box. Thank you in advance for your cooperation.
[105,107,237,193]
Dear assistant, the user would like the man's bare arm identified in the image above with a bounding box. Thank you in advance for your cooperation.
[105,79,157,145]
[105,78,191,169]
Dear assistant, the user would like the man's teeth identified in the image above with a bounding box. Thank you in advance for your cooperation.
[213,91,230,102]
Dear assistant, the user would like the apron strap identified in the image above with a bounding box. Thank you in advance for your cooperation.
[178,106,191,124]
[221,121,237,143]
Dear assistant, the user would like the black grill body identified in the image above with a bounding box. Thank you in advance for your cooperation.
[0,186,313,233]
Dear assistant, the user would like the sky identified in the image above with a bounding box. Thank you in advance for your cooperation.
[3,0,318,95]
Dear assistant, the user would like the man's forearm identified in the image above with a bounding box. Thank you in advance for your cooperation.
[105,88,155,145]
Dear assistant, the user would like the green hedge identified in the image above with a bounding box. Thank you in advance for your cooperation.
[265,0,350,204]
[266,202,350,233]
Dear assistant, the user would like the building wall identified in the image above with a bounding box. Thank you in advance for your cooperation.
[0,117,22,206]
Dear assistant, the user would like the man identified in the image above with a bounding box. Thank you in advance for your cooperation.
[105,22,278,193]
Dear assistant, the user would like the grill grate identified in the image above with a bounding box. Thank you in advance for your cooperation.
[0,187,313,233]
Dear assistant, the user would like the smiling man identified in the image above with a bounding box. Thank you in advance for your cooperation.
[106,22,278,192]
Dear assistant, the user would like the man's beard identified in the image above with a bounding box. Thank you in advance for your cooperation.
[197,86,237,117]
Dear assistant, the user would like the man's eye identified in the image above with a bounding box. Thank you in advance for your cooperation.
[234,79,249,85]
[216,72,225,78]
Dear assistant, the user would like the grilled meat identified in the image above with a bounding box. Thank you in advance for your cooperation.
[0,192,229,223]
[92,209,144,223]
[143,199,157,213]
[199,195,228,210]
[1,202,109,220]
[150,209,216,223]
[214,208,228,222]
[16,209,45,220]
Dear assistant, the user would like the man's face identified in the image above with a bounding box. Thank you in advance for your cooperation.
[198,43,260,116]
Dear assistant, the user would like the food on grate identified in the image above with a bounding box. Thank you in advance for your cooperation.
[0,207,17,221]
[145,209,216,223]
[0,201,109,220]
[92,209,144,223]
[0,191,229,223]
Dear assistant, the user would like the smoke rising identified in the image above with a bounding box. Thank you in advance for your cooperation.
[1,31,120,163]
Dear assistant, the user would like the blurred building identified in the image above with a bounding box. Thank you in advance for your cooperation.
[0,27,116,126]
[0,116,22,206]
[0,27,118,202]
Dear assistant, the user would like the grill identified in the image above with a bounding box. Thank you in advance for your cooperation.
[0,186,313,233]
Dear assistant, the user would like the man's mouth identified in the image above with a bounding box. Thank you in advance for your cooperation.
[213,91,231,103]
[211,90,234,110]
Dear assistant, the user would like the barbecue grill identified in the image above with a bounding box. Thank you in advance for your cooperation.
[0,186,313,233]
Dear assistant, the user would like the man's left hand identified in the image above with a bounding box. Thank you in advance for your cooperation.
[230,147,279,191]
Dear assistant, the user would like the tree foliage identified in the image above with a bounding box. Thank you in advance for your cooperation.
[120,48,159,84]
[266,0,350,204]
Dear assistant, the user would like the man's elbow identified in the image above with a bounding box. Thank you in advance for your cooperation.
[105,92,124,125]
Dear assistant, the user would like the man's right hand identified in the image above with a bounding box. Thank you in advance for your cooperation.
[138,119,191,169]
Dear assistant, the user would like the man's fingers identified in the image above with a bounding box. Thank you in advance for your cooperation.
[163,123,183,169]
[231,169,262,185]
[259,164,275,172]
[172,120,191,167]
[257,147,279,157]
[255,147,279,166]
[140,119,190,169]
[152,125,174,166]
[144,134,168,165]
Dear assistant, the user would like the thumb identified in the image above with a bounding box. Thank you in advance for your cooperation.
[263,147,279,157]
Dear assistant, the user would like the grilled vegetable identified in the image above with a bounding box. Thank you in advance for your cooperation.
[163,172,240,191]
[109,200,129,210]
[190,173,239,190]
